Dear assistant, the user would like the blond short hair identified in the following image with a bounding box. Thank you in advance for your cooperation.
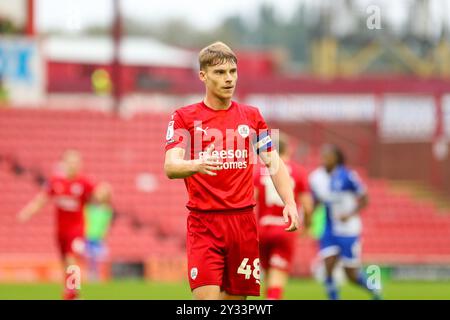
[198,42,237,70]
[63,149,81,161]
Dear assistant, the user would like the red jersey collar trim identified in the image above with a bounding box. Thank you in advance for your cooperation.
[200,100,236,112]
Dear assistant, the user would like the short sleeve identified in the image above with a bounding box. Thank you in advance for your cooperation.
[294,166,310,194]
[252,109,273,154]
[165,111,190,152]
[45,178,54,197]
[308,168,329,203]
[308,176,319,203]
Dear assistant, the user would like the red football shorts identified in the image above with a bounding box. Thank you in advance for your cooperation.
[187,209,260,296]
[57,233,85,258]
[259,225,296,273]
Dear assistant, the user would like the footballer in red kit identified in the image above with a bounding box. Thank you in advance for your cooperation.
[164,42,300,300]
[47,174,94,256]
[18,150,96,300]
[254,134,314,300]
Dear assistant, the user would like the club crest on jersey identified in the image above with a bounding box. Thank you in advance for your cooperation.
[190,267,198,280]
[237,124,250,138]
[71,183,83,195]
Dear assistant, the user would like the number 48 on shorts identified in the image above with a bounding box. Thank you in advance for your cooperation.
[237,258,260,284]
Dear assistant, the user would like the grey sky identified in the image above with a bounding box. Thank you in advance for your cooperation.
[36,0,448,35]
[37,0,306,31]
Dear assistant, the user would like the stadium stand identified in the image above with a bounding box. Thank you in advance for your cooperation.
[1,108,449,278]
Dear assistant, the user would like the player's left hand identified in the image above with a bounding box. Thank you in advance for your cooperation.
[283,203,300,232]
[339,214,353,222]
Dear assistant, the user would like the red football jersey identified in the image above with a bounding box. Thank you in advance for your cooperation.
[46,175,94,236]
[254,160,309,226]
[165,101,273,212]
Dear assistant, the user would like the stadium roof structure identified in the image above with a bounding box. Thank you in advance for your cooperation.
[42,36,197,68]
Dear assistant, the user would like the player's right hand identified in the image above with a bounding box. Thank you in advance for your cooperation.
[195,144,223,176]
[283,202,300,232]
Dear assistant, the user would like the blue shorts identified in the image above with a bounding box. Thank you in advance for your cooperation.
[85,239,106,259]
[319,234,361,267]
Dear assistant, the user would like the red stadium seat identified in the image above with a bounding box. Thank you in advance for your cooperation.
[1,108,450,275]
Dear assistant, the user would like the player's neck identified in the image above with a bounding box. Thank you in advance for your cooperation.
[203,93,232,110]
[65,172,78,180]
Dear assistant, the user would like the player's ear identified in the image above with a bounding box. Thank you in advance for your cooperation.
[199,69,207,83]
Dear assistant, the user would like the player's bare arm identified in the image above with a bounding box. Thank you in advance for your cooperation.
[298,192,314,229]
[259,150,300,232]
[90,181,111,203]
[340,193,369,222]
[17,191,49,222]
[357,193,369,211]
[164,144,223,179]
[354,193,368,214]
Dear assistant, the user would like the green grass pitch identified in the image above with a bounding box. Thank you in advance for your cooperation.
[0,279,449,300]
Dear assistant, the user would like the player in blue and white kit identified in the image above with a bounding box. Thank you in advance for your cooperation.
[309,144,381,300]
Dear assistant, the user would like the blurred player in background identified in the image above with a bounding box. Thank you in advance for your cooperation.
[164,42,300,300]
[254,133,314,300]
[84,182,113,282]
[18,149,96,300]
[309,144,381,300]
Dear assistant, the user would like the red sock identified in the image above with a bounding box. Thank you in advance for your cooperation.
[62,273,80,300]
[266,287,283,300]
[62,289,79,300]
